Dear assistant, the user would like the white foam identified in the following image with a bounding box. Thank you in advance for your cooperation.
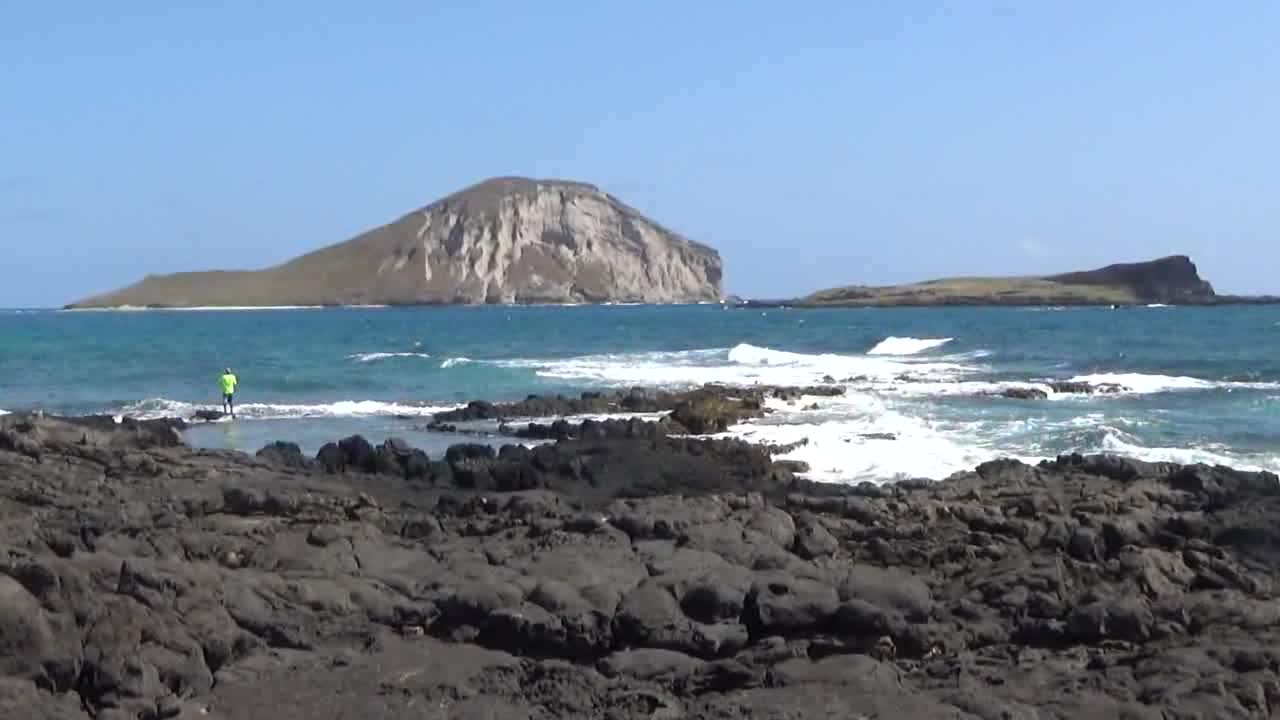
[348,352,432,363]
[0,408,9,416]
[942,349,993,361]
[441,357,473,368]
[726,396,1002,483]
[1097,429,1279,473]
[723,343,976,381]
[742,394,1280,482]
[880,380,1047,398]
[1071,372,1212,393]
[62,305,151,312]
[121,398,459,421]
[507,343,980,389]
[1069,372,1280,395]
[867,336,954,356]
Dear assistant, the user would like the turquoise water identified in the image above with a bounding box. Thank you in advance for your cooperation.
[2,304,1278,481]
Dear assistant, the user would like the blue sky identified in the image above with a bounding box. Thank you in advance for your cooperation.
[2,2,1277,306]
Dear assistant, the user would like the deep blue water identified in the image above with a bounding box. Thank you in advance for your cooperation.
[2,304,1278,481]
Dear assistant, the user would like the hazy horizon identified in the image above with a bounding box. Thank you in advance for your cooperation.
[3,2,1278,306]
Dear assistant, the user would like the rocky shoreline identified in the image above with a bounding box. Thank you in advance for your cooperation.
[3,411,1280,719]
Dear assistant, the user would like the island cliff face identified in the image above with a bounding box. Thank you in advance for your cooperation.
[68,178,723,307]
[1043,256,1215,304]
[801,255,1223,307]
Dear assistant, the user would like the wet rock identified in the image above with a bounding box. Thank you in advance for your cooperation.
[315,442,345,473]
[859,432,898,441]
[337,435,376,472]
[1048,381,1126,395]
[255,441,307,469]
[1001,387,1049,400]
[432,384,844,427]
[669,395,762,434]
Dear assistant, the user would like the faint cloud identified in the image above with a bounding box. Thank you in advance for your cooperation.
[1018,237,1052,259]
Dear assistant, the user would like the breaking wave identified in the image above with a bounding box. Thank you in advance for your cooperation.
[727,393,1003,482]
[1069,372,1280,395]
[718,392,1280,484]
[866,336,954,356]
[1095,426,1277,472]
[484,343,979,388]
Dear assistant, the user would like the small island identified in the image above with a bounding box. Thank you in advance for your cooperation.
[762,255,1279,308]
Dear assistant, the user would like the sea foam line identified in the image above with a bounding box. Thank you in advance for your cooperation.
[476,343,979,388]
[63,305,329,312]
[121,398,459,421]
[347,352,432,363]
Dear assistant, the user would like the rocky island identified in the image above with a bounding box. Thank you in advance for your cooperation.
[66,178,723,308]
[4,405,1280,719]
[794,255,1277,307]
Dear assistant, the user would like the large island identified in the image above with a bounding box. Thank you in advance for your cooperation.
[67,177,723,308]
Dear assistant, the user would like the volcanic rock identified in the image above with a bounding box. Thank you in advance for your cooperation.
[4,412,1280,719]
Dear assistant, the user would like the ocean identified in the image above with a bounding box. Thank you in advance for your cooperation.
[3,304,1278,482]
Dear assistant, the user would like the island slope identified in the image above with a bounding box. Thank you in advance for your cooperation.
[68,177,723,308]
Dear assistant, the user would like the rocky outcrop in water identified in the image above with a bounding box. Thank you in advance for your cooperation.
[67,177,722,308]
[4,413,1280,719]
[999,381,1128,400]
[432,384,845,428]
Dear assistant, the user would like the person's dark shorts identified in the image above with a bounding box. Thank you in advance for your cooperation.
[223,393,234,404]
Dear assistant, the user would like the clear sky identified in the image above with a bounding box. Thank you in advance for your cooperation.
[2,2,1278,306]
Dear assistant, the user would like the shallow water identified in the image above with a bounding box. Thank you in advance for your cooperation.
[2,304,1278,482]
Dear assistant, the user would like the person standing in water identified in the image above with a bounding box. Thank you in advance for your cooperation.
[219,368,238,418]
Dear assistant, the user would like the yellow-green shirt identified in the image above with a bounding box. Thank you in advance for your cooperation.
[219,373,238,395]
